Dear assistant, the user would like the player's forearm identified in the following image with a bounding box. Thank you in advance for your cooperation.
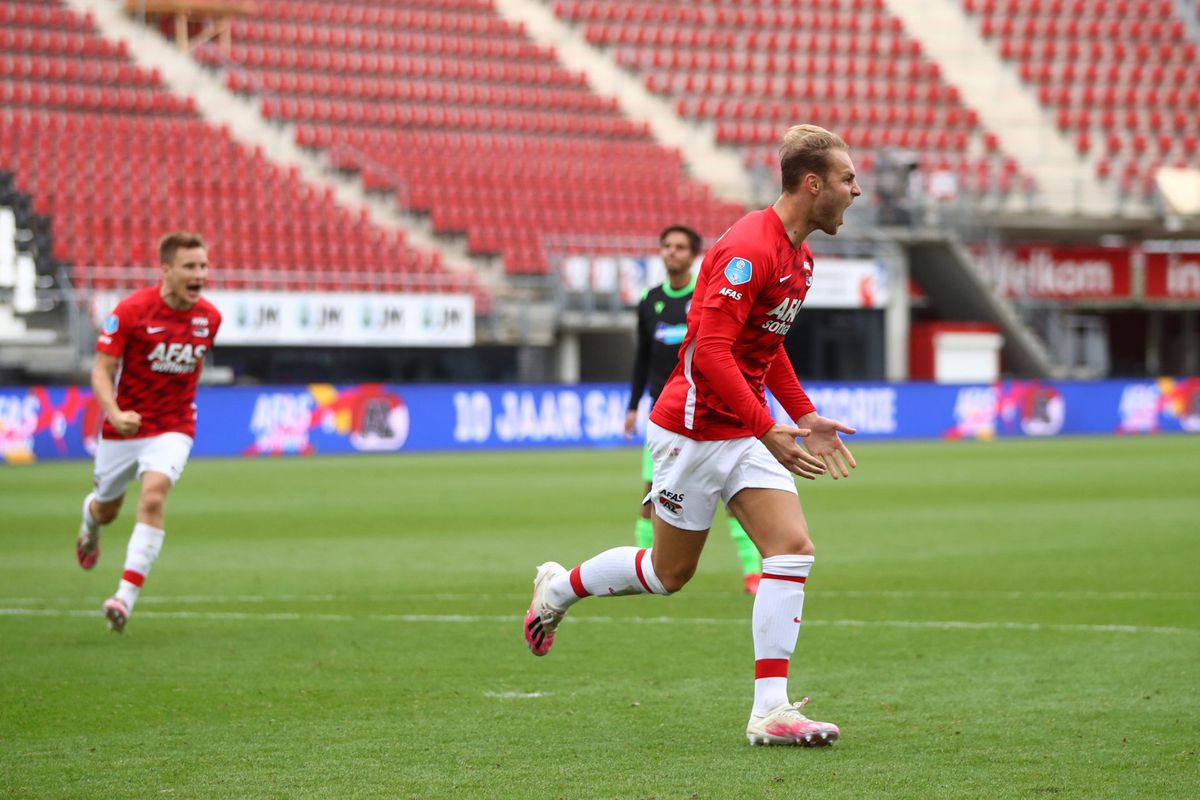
[90,361,121,417]
[765,352,816,422]
[628,351,651,410]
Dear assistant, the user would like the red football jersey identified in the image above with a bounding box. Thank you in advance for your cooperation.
[650,207,817,440]
[95,286,221,440]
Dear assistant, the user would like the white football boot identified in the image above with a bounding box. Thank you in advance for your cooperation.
[76,523,100,570]
[746,697,840,746]
[102,597,129,634]
[524,561,567,656]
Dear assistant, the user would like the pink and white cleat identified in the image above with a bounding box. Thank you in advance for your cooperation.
[76,524,100,570]
[524,561,567,656]
[102,597,129,634]
[746,697,840,747]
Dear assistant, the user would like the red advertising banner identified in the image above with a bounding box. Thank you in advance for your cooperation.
[1144,252,1200,300]
[992,246,1131,300]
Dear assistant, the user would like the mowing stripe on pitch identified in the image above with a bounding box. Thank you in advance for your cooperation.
[0,607,1194,635]
[1,588,1195,606]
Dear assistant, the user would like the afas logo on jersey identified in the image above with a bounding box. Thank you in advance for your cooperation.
[724,257,752,286]
[147,342,207,374]
[762,297,803,335]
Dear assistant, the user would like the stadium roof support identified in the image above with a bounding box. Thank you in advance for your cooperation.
[123,0,256,55]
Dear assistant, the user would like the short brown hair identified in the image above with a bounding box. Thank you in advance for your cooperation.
[159,232,206,265]
[778,124,848,193]
[659,224,701,255]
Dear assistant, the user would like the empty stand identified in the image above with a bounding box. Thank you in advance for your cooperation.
[0,0,483,303]
[200,0,744,273]
[963,0,1200,200]
[553,0,1034,206]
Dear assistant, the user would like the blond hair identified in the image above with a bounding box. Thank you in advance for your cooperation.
[778,124,848,193]
[158,231,206,265]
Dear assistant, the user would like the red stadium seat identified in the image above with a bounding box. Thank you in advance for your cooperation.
[967,0,1200,199]
[2,6,479,295]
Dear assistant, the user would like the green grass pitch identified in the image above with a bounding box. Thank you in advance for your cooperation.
[1,436,1198,799]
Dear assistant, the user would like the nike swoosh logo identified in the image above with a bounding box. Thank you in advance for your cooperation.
[780,275,792,282]
[146,326,166,334]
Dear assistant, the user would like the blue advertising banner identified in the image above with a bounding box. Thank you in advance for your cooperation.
[1,379,1198,464]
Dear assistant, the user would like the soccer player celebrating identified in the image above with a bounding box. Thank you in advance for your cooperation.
[625,224,763,594]
[75,232,221,633]
[525,125,861,746]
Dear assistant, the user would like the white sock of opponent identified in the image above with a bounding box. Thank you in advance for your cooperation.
[751,554,815,716]
[546,546,668,609]
[114,523,165,612]
[81,493,100,534]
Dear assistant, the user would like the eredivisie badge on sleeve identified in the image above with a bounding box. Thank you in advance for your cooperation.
[724,257,752,286]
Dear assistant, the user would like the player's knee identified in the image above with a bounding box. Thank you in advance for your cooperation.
[138,491,167,519]
[656,563,696,594]
[767,537,815,558]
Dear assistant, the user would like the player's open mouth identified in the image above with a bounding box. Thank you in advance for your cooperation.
[186,282,202,296]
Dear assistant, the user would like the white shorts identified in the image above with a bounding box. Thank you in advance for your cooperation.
[93,432,194,502]
[644,421,797,532]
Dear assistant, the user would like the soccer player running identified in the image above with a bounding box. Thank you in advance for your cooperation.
[75,232,221,633]
[625,224,763,594]
[525,125,861,746]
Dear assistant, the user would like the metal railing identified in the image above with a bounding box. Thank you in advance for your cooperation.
[70,264,473,292]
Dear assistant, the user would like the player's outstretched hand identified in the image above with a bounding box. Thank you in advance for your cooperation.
[623,409,637,440]
[797,413,857,480]
[108,409,142,436]
[760,423,826,480]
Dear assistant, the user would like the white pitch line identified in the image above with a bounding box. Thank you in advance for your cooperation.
[0,608,354,621]
[0,607,1194,635]
[0,594,344,606]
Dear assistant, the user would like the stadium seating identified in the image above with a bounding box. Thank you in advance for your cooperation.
[962,0,1200,199]
[551,0,1034,205]
[201,0,745,273]
[0,0,484,304]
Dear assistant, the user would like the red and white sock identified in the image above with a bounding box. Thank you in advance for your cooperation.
[751,554,815,716]
[114,523,164,612]
[546,546,667,609]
